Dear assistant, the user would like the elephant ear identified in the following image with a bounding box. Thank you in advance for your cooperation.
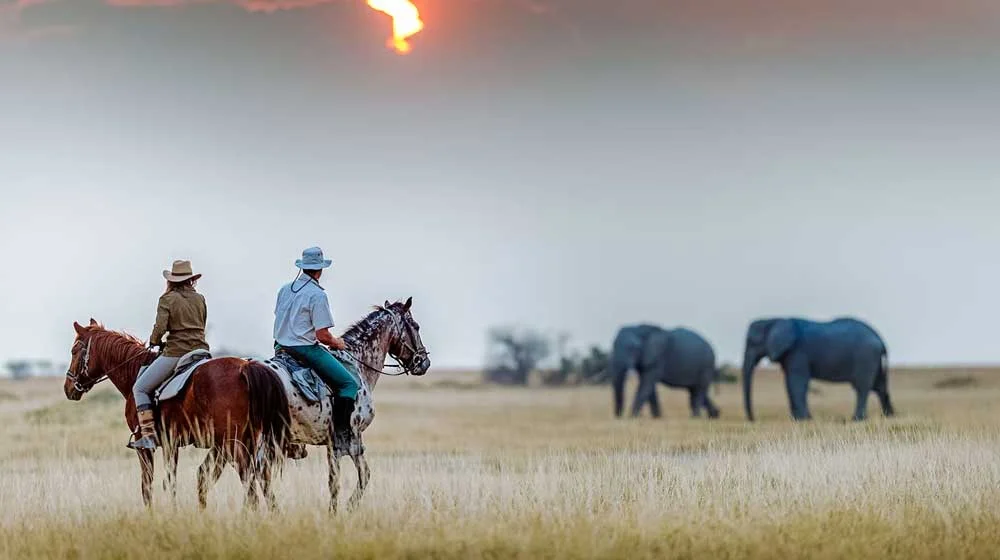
[639,329,670,371]
[765,320,798,362]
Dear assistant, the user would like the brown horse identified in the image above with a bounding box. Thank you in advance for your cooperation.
[63,319,290,509]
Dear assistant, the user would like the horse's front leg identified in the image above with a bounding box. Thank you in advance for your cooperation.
[347,445,370,511]
[326,443,341,513]
[137,449,155,508]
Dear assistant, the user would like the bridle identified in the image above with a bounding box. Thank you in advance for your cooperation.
[65,338,105,395]
[65,337,148,395]
[352,310,428,377]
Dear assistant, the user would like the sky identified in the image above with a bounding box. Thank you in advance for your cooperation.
[1,0,999,368]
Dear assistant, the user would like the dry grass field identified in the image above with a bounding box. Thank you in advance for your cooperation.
[1,367,999,559]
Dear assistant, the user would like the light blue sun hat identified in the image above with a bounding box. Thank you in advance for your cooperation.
[295,247,333,270]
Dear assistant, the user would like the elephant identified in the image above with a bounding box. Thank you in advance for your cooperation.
[611,324,720,419]
[742,317,894,422]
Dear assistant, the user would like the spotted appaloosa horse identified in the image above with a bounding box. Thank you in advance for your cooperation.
[63,319,290,510]
[266,297,430,512]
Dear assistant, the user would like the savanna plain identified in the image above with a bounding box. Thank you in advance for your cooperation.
[1,368,999,559]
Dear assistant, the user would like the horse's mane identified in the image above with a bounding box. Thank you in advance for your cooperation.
[83,323,149,364]
[342,302,405,341]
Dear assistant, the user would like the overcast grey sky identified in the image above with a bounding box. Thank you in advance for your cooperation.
[2,0,999,367]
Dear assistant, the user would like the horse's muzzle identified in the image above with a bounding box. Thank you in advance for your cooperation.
[65,386,84,401]
[412,357,431,376]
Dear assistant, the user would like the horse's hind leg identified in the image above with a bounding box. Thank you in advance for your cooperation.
[163,441,180,506]
[347,448,370,511]
[327,444,341,513]
[137,449,155,508]
[257,450,279,512]
[197,447,224,510]
[234,443,260,511]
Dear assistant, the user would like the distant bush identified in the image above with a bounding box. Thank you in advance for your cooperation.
[544,346,609,386]
[484,327,609,387]
[933,375,979,390]
[716,363,739,385]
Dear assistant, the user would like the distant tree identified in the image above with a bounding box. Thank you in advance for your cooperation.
[484,326,551,386]
[577,346,610,385]
[540,332,574,386]
[6,360,32,381]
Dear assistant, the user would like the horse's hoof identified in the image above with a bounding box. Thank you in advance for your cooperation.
[284,443,308,460]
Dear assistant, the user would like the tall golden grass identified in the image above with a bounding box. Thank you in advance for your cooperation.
[1,368,999,559]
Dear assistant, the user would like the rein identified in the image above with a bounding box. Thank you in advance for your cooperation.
[351,355,409,376]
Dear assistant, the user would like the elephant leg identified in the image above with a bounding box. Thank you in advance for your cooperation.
[703,391,720,419]
[631,371,658,418]
[647,387,662,419]
[873,370,895,417]
[783,359,812,420]
[851,362,879,421]
[687,387,702,418]
[852,386,871,422]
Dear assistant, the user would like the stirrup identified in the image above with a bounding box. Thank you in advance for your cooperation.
[128,436,159,450]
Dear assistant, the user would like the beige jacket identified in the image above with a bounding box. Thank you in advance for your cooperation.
[150,286,209,357]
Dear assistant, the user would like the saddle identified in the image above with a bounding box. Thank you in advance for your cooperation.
[267,347,362,405]
[151,349,214,404]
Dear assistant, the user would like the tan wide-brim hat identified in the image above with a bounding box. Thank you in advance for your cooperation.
[162,260,202,283]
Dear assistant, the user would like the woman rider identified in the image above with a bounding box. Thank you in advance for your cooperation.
[129,260,209,450]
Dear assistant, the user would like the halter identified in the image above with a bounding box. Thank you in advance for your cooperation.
[352,308,428,377]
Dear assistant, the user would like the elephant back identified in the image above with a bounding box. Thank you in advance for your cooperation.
[639,327,716,381]
[671,327,716,368]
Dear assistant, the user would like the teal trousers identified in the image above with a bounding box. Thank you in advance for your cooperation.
[281,344,359,399]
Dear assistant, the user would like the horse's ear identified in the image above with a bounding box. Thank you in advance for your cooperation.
[384,300,391,309]
[403,297,412,311]
[74,321,87,336]
[89,318,98,326]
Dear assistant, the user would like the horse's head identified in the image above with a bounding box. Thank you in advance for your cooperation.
[385,297,430,376]
[64,319,102,400]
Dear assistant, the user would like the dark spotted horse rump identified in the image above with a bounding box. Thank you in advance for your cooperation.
[262,348,374,447]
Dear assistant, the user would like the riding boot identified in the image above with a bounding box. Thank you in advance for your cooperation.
[332,397,356,454]
[128,407,159,450]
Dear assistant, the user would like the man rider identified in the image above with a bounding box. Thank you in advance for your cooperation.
[273,246,359,451]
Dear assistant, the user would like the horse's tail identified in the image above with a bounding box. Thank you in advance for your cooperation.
[241,360,291,466]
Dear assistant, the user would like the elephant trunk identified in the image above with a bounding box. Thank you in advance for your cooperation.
[743,348,762,422]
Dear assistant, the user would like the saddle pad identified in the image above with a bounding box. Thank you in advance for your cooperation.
[155,356,216,403]
[269,348,363,405]
[290,367,329,404]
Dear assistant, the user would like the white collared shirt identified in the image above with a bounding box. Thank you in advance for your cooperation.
[273,274,335,347]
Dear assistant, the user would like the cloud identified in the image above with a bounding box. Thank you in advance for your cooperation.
[0,0,341,41]
[0,0,76,41]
